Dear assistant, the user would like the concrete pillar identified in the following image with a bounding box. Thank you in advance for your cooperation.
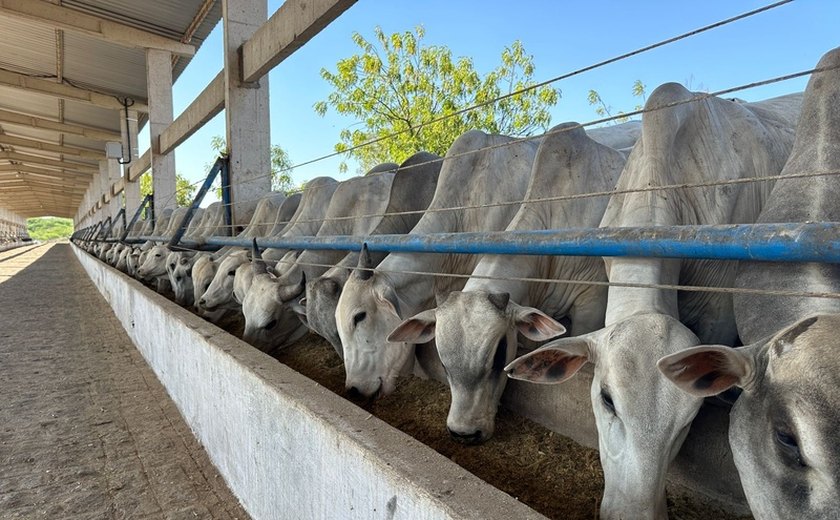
[122,109,141,219]
[146,48,177,214]
[107,159,120,220]
[99,160,109,225]
[223,0,270,227]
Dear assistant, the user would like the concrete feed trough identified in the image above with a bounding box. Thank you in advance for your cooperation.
[73,243,544,520]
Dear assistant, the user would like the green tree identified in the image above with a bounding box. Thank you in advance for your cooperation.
[27,217,73,240]
[209,136,296,194]
[588,79,648,123]
[314,26,560,173]
[139,171,196,207]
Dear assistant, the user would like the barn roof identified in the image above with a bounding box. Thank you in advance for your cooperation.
[0,0,221,218]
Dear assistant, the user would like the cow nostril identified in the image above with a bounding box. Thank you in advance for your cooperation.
[198,299,206,306]
[346,386,363,399]
[448,428,483,445]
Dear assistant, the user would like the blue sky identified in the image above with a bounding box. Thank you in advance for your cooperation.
[137,0,840,202]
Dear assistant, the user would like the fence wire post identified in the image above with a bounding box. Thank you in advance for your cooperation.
[169,157,226,248]
[220,157,232,236]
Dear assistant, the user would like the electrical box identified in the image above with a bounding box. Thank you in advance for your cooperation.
[105,141,124,159]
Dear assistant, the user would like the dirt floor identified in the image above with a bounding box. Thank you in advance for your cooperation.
[271,333,752,520]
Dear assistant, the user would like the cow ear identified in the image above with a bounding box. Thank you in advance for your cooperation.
[277,272,306,303]
[388,309,437,343]
[510,302,566,341]
[290,297,308,327]
[657,344,758,397]
[505,336,594,384]
[375,284,401,318]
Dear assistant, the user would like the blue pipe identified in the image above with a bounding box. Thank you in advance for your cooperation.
[187,223,840,263]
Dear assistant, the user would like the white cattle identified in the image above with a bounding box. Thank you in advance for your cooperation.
[303,152,442,358]
[243,167,398,352]
[199,249,251,312]
[389,122,637,443]
[136,244,173,292]
[185,192,286,311]
[165,250,199,306]
[505,85,802,519]
[337,130,539,398]
[659,48,840,520]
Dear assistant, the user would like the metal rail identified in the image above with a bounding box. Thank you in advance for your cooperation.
[167,156,229,248]
[88,222,840,264]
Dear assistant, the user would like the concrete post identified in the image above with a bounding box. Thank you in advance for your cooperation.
[146,48,177,213]
[107,159,120,220]
[122,108,141,218]
[98,160,109,225]
[223,0,270,228]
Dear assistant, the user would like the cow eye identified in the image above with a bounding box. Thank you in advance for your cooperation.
[169,263,175,270]
[176,276,182,282]
[353,312,367,326]
[774,428,806,467]
[601,389,616,415]
[492,336,508,370]
[155,253,162,257]
[228,270,236,276]
[265,319,278,330]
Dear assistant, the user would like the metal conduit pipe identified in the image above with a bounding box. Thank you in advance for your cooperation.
[104,222,840,264]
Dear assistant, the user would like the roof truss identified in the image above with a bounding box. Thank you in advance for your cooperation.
[0,69,149,112]
[0,0,195,57]
[0,108,121,142]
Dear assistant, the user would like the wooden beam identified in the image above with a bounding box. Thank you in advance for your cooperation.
[0,133,104,159]
[0,151,98,173]
[0,108,121,141]
[0,0,195,57]
[111,177,125,197]
[0,68,148,112]
[159,70,224,155]
[241,0,356,83]
[127,149,150,181]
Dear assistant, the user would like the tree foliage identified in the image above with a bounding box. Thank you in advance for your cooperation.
[209,136,296,194]
[314,26,560,173]
[588,79,648,123]
[27,217,73,240]
[139,171,196,207]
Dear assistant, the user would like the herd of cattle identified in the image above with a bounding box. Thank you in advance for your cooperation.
[77,47,840,519]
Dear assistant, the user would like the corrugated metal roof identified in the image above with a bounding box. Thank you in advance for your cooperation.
[0,0,222,218]
[63,32,148,100]
[0,17,56,77]
[63,101,120,133]
[0,86,59,119]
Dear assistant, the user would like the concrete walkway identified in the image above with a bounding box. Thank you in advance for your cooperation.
[0,243,250,520]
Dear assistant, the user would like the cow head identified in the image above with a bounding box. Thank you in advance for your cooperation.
[166,251,197,306]
[389,291,565,444]
[191,255,217,312]
[506,313,705,520]
[115,246,131,272]
[136,245,171,282]
[303,274,348,359]
[337,247,413,398]
[241,241,307,351]
[198,250,249,312]
[659,314,840,519]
